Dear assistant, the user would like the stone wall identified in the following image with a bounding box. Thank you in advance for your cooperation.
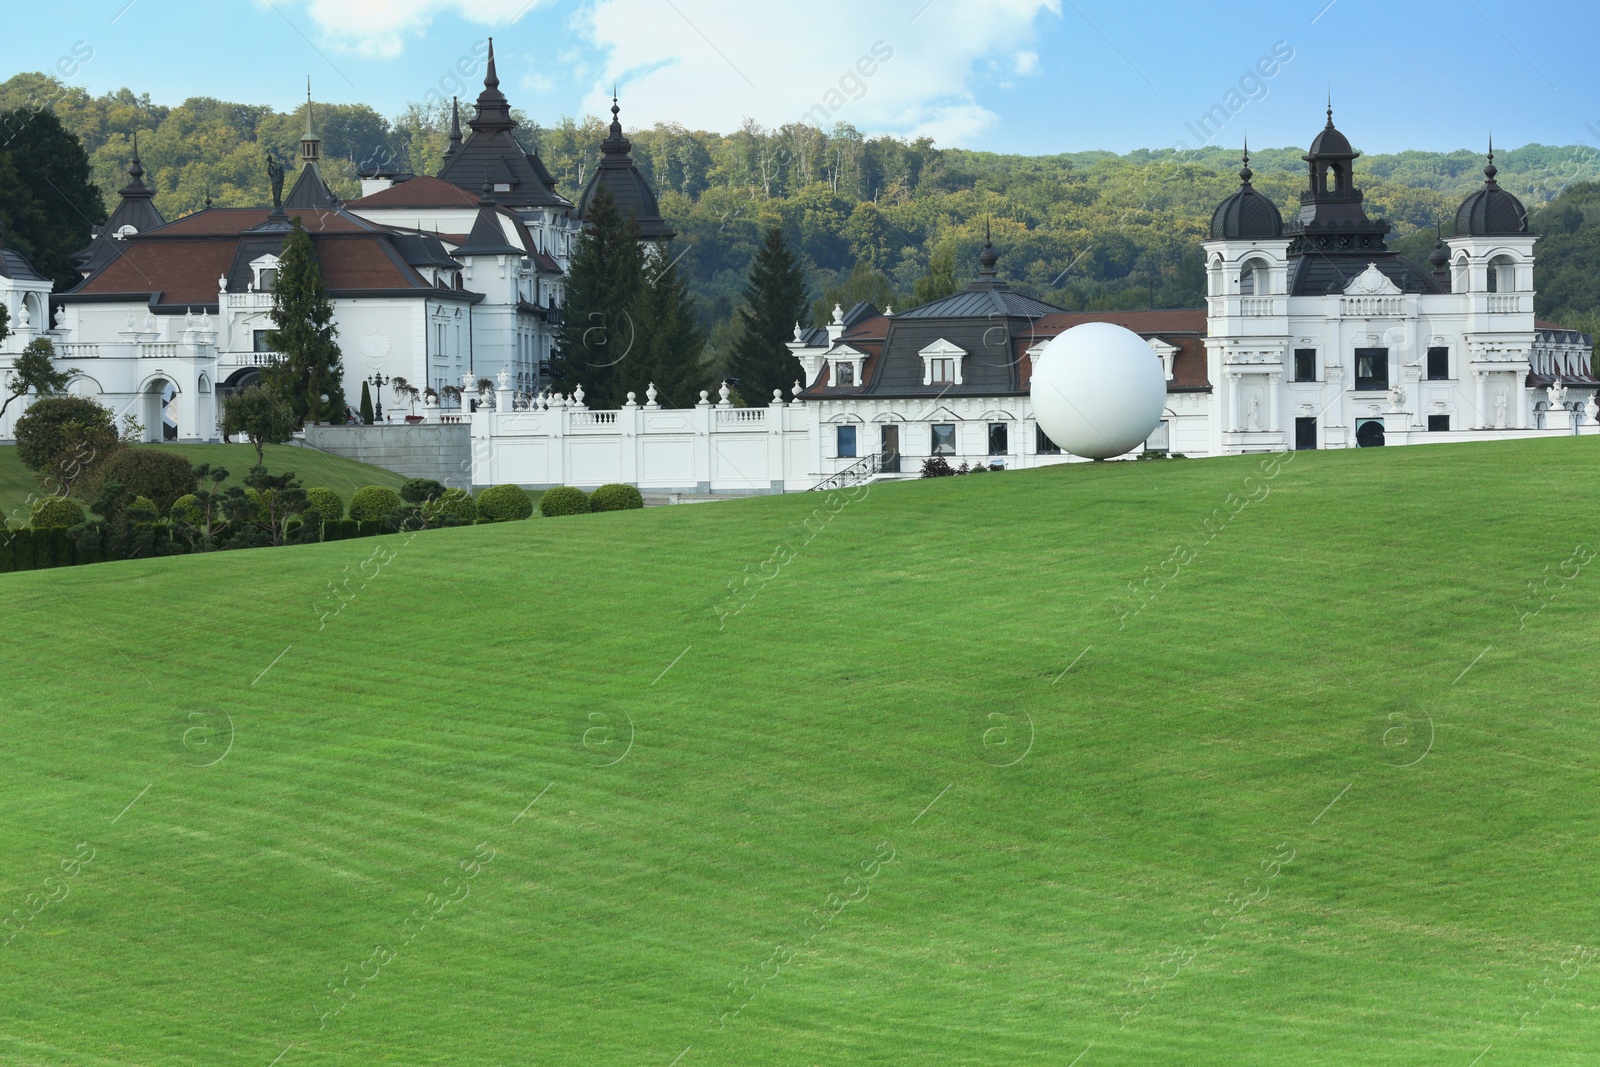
[303,423,473,488]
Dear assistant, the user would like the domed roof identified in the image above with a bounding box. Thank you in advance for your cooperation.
[1306,106,1355,158]
[1210,148,1283,239]
[578,98,675,241]
[1454,143,1529,236]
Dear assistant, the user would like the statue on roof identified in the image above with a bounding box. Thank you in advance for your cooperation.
[266,154,286,212]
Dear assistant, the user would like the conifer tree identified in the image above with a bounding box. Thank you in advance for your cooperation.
[358,380,374,425]
[728,227,807,404]
[263,217,345,424]
[552,187,644,409]
[626,251,708,408]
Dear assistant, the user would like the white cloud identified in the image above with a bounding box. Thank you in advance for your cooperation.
[286,0,548,58]
[577,0,1059,146]
[1014,50,1039,75]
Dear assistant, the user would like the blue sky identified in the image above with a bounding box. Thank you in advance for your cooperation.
[7,0,1598,155]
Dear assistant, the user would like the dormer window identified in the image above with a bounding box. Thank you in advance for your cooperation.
[919,339,966,386]
[494,183,511,193]
[113,224,138,240]
[826,345,866,389]
[249,254,281,292]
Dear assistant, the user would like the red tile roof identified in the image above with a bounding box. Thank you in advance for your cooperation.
[345,176,482,209]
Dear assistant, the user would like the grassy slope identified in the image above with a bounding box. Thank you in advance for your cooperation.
[0,444,408,525]
[2,439,1598,1066]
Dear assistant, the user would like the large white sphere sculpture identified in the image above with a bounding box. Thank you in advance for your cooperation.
[1030,322,1166,459]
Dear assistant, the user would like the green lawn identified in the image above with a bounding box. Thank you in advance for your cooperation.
[3,438,1598,1065]
[0,443,408,525]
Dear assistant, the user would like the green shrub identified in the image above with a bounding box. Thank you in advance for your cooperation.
[170,493,203,524]
[425,487,477,525]
[30,497,86,529]
[349,485,404,523]
[93,447,195,508]
[478,484,534,521]
[304,486,344,520]
[589,483,644,512]
[539,486,590,517]
[400,478,447,504]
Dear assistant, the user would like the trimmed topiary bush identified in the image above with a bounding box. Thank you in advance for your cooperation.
[920,456,955,478]
[589,483,644,512]
[304,486,344,520]
[170,494,204,524]
[478,484,534,522]
[425,487,477,525]
[30,497,85,529]
[400,478,447,504]
[539,486,590,517]
[93,447,195,508]
[349,485,404,523]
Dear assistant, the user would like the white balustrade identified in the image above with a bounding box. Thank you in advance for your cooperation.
[1341,296,1404,317]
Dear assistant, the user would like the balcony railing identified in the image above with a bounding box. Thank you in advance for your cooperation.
[1488,295,1522,313]
[715,408,767,425]
[1341,296,1405,317]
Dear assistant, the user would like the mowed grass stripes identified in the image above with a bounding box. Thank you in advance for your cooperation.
[2,436,1599,1065]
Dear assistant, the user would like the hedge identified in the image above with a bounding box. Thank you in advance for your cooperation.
[94,448,195,508]
[31,498,86,528]
[426,488,477,525]
[349,485,404,523]
[305,486,345,521]
[539,486,590,517]
[400,478,447,504]
[478,484,534,522]
[589,483,644,512]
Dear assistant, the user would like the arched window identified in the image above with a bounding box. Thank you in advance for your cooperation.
[1487,254,1516,293]
[1239,258,1270,296]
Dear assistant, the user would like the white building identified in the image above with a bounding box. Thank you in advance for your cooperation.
[467,111,1596,492]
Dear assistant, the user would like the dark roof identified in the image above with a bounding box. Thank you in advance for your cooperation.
[1287,253,1445,296]
[895,234,1066,320]
[74,143,167,274]
[1210,149,1283,240]
[578,99,675,241]
[801,305,1209,400]
[454,191,526,257]
[1455,147,1530,236]
[282,161,340,211]
[435,40,571,210]
[1306,109,1355,158]
[0,246,46,282]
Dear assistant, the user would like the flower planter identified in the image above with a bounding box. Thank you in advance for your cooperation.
[404,415,425,425]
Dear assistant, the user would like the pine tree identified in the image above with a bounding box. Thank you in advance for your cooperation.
[626,251,708,408]
[359,380,374,425]
[728,227,807,404]
[263,218,345,424]
[0,108,106,293]
[552,187,644,409]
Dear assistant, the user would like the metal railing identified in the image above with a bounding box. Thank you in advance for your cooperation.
[809,452,882,492]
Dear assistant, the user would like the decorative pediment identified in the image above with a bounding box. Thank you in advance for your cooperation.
[918,338,966,359]
[1345,263,1402,296]
[828,343,867,359]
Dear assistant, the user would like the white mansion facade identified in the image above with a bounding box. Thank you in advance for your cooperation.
[1,95,1595,489]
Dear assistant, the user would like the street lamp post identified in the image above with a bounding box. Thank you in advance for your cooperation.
[368,373,390,421]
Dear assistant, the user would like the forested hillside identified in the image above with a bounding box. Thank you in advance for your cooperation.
[4,71,1598,339]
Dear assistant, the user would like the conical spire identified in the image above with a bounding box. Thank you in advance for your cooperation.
[468,37,515,133]
[300,78,321,166]
[445,97,463,159]
[1484,135,1498,183]
[1429,221,1448,273]
[1239,135,1253,186]
[118,132,155,201]
[600,91,631,156]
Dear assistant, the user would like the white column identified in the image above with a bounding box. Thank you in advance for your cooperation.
[1226,372,1241,432]
[1474,370,1488,429]
[1267,373,1281,433]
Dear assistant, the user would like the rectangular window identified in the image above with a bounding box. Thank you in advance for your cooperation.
[1036,424,1060,454]
[1427,346,1449,380]
[1429,414,1450,432]
[252,329,273,353]
[1293,348,1316,382]
[835,362,855,386]
[1354,347,1389,391]
[929,358,955,384]
[837,425,857,458]
[258,268,277,290]
[930,423,956,455]
[1294,416,1318,450]
[988,422,1008,455]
